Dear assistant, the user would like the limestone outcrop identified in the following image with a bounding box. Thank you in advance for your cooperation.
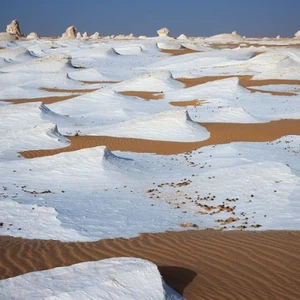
[61,26,77,39]
[6,19,21,37]
[157,27,170,37]
[90,32,100,39]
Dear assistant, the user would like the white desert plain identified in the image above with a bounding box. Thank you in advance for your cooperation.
[0,20,300,299]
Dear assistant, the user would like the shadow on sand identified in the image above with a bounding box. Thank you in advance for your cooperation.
[159,266,197,295]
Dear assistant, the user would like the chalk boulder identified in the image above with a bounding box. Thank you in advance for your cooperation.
[26,32,39,40]
[157,27,170,37]
[61,26,77,39]
[6,19,21,37]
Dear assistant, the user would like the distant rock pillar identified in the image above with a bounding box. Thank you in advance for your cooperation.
[6,19,22,37]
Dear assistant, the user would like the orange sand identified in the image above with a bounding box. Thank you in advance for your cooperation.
[1,231,299,299]
[3,94,81,105]
[160,47,200,56]
[119,91,164,100]
[178,75,300,96]
[20,119,300,158]
[40,87,98,93]
[169,100,206,107]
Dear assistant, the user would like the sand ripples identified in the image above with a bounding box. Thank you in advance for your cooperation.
[1,231,300,299]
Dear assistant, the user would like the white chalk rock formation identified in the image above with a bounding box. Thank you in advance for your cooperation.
[206,32,244,43]
[82,32,88,39]
[276,35,281,39]
[0,32,16,41]
[26,32,39,39]
[0,258,183,300]
[76,32,82,39]
[61,26,77,39]
[157,27,170,37]
[177,34,188,40]
[6,19,21,37]
[90,32,100,39]
[294,30,300,38]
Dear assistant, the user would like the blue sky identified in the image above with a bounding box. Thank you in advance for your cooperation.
[1,0,300,37]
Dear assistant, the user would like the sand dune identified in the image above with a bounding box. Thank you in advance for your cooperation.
[20,119,300,158]
[1,231,299,299]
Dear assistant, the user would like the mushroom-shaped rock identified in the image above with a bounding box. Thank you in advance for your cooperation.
[157,27,170,37]
[26,32,39,40]
[6,19,21,37]
[90,32,100,39]
[61,26,77,39]
[294,30,300,38]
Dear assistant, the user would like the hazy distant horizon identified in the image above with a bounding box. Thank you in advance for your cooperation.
[1,0,300,38]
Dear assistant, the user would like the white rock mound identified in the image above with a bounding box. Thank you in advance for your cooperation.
[82,32,88,39]
[294,30,300,38]
[6,19,22,37]
[205,32,244,43]
[157,27,170,37]
[76,32,82,39]
[90,32,100,39]
[95,110,210,142]
[177,34,188,40]
[0,258,183,300]
[26,32,39,40]
[61,25,77,39]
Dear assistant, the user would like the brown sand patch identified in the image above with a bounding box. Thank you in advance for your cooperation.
[178,75,300,96]
[177,75,236,88]
[81,80,120,84]
[40,87,99,93]
[160,47,200,56]
[169,99,206,107]
[210,42,300,49]
[20,119,300,158]
[239,77,300,96]
[2,94,81,105]
[1,231,300,299]
[119,91,164,100]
